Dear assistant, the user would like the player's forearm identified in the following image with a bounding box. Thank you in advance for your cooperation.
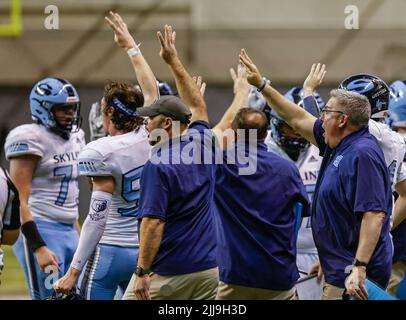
[215,89,248,132]
[129,54,159,107]
[356,211,385,264]
[70,191,112,271]
[168,58,207,116]
[138,218,165,270]
[1,229,20,245]
[20,202,34,224]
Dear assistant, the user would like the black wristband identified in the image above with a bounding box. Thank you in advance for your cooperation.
[353,258,368,267]
[21,221,46,252]
[257,78,271,92]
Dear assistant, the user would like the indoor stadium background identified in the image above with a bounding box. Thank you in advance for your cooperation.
[0,0,404,299]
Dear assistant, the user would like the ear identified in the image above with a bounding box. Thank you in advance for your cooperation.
[162,117,172,130]
[338,114,348,128]
[104,106,114,118]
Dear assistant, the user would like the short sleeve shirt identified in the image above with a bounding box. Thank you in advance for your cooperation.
[311,119,393,288]
[138,121,217,275]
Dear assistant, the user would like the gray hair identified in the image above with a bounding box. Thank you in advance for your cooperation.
[330,89,371,128]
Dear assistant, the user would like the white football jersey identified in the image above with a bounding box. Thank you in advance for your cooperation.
[295,144,322,255]
[0,168,9,244]
[77,127,151,247]
[5,124,85,224]
[368,120,406,190]
[265,132,321,254]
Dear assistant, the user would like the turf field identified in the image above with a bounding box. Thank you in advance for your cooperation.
[0,246,29,299]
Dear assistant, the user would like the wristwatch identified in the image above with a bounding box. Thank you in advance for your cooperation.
[135,266,150,277]
[353,258,368,267]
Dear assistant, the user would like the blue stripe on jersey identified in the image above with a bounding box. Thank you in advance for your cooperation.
[78,161,97,174]
[7,142,29,154]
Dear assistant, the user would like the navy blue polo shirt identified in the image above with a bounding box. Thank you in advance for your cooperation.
[138,121,217,275]
[312,119,393,288]
[392,220,406,263]
[214,141,310,290]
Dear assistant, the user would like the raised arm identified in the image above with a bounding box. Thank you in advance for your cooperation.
[157,25,208,123]
[105,12,158,106]
[239,49,318,146]
[214,62,250,133]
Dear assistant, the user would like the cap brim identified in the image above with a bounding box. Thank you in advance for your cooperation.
[137,106,160,117]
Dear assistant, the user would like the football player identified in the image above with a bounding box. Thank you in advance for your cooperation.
[4,77,85,299]
[386,80,406,299]
[0,167,21,280]
[339,74,406,194]
[54,11,158,300]
[266,86,325,273]
[88,80,174,142]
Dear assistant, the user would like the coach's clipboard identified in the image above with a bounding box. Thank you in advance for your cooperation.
[345,279,398,300]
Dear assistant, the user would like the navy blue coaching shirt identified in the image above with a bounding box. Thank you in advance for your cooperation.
[214,141,310,291]
[137,121,217,276]
[312,119,393,288]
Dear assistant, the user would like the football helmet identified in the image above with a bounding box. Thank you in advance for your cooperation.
[30,77,81,140]
[270,87,322,161]
[387,80,406,129]
[339,73,390,118]
[47,287,84,300]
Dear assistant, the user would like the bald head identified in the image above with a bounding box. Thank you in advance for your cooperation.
[231,108,268,141]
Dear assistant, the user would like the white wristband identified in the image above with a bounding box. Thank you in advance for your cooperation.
[127,46,141,57]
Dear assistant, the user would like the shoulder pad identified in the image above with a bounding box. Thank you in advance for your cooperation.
[4,124,44,160]
[77,143,112,176]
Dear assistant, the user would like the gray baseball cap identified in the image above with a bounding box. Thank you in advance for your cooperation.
[137,95,192,124]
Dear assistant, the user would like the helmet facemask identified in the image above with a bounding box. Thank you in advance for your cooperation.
[49,102,82,140]
[272,118,309,161]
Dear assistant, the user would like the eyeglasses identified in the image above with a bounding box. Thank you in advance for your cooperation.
[320,108,345,118]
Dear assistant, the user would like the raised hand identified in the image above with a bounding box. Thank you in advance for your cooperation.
[105,11,137,50]
[157,25,179,65]
[238,49,264,88]
[193,76,206,97]
[303,63,326,95]
[230,62,249,95]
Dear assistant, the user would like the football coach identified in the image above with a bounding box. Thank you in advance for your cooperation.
[239,50,393,300]
[123,25,218,300]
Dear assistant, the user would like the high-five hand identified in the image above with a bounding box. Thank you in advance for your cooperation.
[238,49,264,88]
[105,11,137,50]
[157,25,179,66]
